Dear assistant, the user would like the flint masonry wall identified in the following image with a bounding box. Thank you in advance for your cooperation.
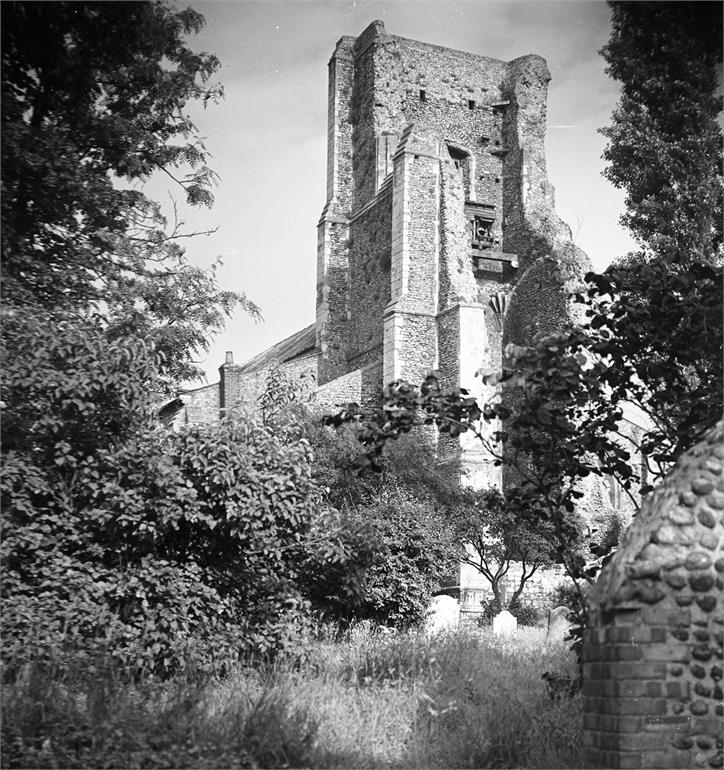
[347,183,392,370]
[583,421,724,770]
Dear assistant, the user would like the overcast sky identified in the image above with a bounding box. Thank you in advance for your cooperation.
[152,0,637,384]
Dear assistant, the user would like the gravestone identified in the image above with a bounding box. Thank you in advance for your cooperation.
[546,605,573,644]
[493,609,517,636]
[425,594,460,634]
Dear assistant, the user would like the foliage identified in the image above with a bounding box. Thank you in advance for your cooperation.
[0,1,295,680]
[600,1,723,263]
[3,626,582,769]
[1,0,258,385]
[325,374,591,581]
[344,489,461,629]
[297,507,378,625]
[3,0,215,302]
[549,582,589,618]
[299,421,463,629]
[257,361,316,426]
[1,312,325,674]
[1,309,158,460]
[323,392,569,609]
[508,599,542,627]
[2,656,319,769]
[455,488,556,614]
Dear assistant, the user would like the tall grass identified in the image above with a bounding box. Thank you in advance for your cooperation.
[2,625,582,768]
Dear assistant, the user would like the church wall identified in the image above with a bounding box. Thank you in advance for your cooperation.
[405,150,440,313]
[326,38,354,213]
[350,24,382,209]
[315,359,384,411]
[232,352,318,413]
[165,383,220,429]
[504,256,568,347]
[316,36,354,385]
[347,188,392,368]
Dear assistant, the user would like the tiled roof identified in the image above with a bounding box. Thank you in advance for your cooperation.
[238,323,317,373]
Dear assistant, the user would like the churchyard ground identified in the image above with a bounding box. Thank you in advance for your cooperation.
[2,623,582,769]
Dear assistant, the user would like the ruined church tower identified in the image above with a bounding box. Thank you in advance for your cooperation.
[162,20,597,610]
[316,20,589,487]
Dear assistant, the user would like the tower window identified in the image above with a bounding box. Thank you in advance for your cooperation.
[419,89,427,102]
[468,100,476,110]
[471,216,494,248]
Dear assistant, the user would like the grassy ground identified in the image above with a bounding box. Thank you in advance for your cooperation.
[2,625,582,769]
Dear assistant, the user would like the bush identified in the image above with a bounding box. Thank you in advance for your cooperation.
[1,317,326,675]
[549,581,588,616]
[300,424,463,629]
[509,599,542,627]
[346,491,461,629]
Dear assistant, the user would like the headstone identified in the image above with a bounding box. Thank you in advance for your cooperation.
[546,605,573,643]
[425,594,459,634]
[492,609,517,636]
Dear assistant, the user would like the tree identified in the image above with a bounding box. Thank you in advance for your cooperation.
[325,375,593,583]
[3,0,212,300]
[1,3,293,675]
[455,489,557,615]
[1,1,258,384]
[600,1,723,263]
[316,407,562,621]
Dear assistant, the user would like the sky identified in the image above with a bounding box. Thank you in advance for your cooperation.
[150,0,637,385]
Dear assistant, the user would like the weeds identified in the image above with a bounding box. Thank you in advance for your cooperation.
[2,625,582,768]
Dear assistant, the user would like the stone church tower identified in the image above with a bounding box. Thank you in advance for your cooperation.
[163,20,597,607]
[315,20,589,488]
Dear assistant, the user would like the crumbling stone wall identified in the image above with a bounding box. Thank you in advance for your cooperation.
[583,420,724,770]
[504,256,568,346]
[317,19,592,395]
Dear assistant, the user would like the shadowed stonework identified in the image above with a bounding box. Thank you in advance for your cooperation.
[583,420,724,769]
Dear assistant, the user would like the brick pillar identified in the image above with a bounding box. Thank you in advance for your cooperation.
[583,420,724,770]
[219,352,243,414]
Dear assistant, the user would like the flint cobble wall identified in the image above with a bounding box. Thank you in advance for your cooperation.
[583,421,724,770]
[316,360,383,411]
[348,190,392,363]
